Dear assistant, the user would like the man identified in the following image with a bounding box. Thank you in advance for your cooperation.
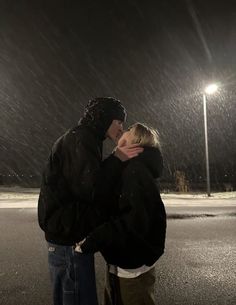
[38,97,142,305]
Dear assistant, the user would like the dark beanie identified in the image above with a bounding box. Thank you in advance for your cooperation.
[80,97,127,139]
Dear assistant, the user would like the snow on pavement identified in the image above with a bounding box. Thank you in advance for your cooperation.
[0,187,235,208]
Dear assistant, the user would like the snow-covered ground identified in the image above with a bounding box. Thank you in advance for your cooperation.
[161,191,236,205]
[0,187,235,208]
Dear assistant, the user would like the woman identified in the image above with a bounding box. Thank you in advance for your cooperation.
[76,123,166,305]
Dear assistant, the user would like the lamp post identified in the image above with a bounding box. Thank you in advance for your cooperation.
[203,83,218,197]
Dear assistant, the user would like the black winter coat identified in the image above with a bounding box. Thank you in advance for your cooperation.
[38,124,123,245]
[81,147,167,269]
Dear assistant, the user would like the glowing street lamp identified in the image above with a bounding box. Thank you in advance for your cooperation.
[205,84,218,95]
[203,83,218,197]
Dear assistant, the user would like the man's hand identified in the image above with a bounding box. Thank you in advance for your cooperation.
[114,144,143,161]
[74,238,86,253]
[75,244,82,253]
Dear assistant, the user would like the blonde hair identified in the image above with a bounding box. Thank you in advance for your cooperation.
[128,123,161,148]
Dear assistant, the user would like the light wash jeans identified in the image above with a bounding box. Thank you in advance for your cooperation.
[47,242,98,305]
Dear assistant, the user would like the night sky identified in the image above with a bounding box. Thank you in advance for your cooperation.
[0,0,235,185]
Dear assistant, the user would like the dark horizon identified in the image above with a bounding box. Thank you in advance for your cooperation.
[0,0,235,187]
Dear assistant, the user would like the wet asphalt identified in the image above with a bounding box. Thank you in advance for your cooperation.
[0,206,235,305]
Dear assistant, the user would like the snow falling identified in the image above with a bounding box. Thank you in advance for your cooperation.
[0,1,235,187]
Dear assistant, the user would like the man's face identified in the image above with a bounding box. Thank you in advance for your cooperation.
[117,128,134,147]
[106,120,124,144]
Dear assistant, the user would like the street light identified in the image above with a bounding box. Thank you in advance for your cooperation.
[203,83,218,197]
[205,84,218,95]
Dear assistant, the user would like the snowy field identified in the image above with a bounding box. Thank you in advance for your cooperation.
[0,186,235,208]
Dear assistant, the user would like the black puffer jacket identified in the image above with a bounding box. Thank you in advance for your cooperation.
[38,98,126,246]
[81,147,167,268]
[38,125,123,245]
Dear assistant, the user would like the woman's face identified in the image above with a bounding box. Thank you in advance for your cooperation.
[118,128,135,147]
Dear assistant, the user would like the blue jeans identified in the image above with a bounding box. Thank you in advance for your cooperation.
[48,242,98,305]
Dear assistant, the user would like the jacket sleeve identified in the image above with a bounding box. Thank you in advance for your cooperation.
[38,135,124,235]
[63,135,124,205]
[80,167,151,253]
[38,134,100,234]
[61,142,124,233]
[92,154,125,211]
